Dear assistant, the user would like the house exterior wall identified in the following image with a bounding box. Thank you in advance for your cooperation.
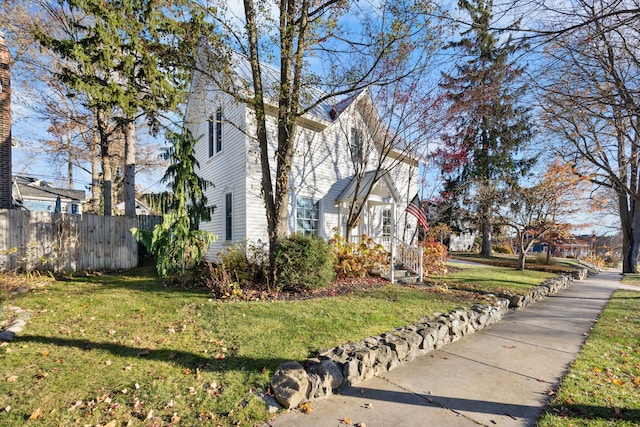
[22,198,82,214]
[186,70,249,258]
[188,69,420,260]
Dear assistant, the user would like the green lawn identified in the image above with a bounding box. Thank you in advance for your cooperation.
[537,290,640,426]
[621,273,640,287]
[0,263,563,426]
[444,262,556,295]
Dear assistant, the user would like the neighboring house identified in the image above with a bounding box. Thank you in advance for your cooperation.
[114,198,153,216]
[12,175,84,214]
[185,53,422,262]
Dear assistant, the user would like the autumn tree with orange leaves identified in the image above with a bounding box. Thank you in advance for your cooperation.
[495,160,588,270]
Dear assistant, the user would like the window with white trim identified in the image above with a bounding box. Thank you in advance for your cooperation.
[225,193,232,241]
[350,127,363,164]
[208,107,223,157]
[296,197,320,237]
[382,208,391,237]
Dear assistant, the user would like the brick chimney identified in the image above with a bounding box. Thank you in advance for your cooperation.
[0,31,12,209]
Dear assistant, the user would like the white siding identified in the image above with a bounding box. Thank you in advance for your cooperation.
[187,69,419,252]
[244,108,271,246]
[186,70,248,259]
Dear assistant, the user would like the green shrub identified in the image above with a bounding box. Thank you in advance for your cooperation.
[274,234,335,292]
[492,245,513,254]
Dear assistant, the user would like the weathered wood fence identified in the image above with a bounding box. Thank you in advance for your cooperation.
[0,209,161,272]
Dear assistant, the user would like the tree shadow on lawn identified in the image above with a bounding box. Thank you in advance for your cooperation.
[17,334,288,373]
[544,403,640,423]
[50,272,212,298]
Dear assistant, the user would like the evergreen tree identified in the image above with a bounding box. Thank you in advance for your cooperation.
[133,129,215,277]
[34,0,201,215]
[435,0,534,255]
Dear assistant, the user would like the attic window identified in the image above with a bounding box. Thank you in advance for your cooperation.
[208,107,223,157]
[350,128,363,164]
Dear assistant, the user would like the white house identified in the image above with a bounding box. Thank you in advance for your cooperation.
[185,53,423,269]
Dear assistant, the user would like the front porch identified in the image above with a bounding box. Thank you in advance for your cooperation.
[335,170,424,283]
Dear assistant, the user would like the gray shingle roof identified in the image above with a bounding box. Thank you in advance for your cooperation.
[13,176,85,202]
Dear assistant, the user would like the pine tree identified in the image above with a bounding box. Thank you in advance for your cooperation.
[435,0,534,255]
[34,0,200,215]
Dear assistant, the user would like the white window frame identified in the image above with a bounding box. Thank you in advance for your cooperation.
[296,197,320,237]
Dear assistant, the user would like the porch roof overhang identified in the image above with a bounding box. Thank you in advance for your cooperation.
[335,169,401,206]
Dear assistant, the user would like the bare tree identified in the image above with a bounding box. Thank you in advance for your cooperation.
[539,0,640,272]
[194,0,443,280]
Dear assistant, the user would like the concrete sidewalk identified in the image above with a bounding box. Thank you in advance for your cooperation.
[266,270,629,427]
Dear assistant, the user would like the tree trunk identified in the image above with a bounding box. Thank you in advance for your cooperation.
[96,109,112,216]
[479,205,492,256]
[101,143,112,216]
[545,242,552,265]
[618,189,640,273]
[124,119,136,217]
[91,132,101,214]
[66,130,73,189]
[517,233,526,270]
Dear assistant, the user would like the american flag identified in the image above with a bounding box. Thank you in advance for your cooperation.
[405,193,429,230]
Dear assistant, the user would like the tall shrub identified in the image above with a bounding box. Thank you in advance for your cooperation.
[133,129,215,277]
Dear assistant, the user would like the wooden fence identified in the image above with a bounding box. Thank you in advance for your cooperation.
[0,209,161,272]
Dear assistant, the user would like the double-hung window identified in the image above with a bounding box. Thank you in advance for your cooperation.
[296,197,320,237]
[208,107,223,157]
[382,208,391,237]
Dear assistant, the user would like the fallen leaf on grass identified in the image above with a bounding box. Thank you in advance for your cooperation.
[6,376,18,382]
[29,407,44,420]
[40,350,50,357]
[104,420,117,427]
[613,379,624,386]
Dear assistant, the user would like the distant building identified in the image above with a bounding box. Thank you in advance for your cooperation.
[114,198,153,216]
[12,176,84,214]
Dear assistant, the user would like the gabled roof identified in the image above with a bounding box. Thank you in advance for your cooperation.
[13,176,85,202]
[336,169,401,205]
[198,45,364,125]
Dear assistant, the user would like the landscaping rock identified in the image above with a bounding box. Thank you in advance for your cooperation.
[269,272,578,407]
[271,361,310,408]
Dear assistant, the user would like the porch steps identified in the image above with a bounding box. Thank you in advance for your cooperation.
[383,266,420,285]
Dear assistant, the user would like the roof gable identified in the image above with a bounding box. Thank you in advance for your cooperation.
[336,169,401,205]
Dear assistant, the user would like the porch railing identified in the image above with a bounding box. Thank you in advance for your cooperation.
[393,237,423,282]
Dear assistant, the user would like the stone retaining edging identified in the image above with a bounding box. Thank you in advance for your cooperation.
[270,272,579,409]
[0,305,31,341]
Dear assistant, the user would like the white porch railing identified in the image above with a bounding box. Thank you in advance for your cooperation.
[346,234,423,283]
[393,237,423,282]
